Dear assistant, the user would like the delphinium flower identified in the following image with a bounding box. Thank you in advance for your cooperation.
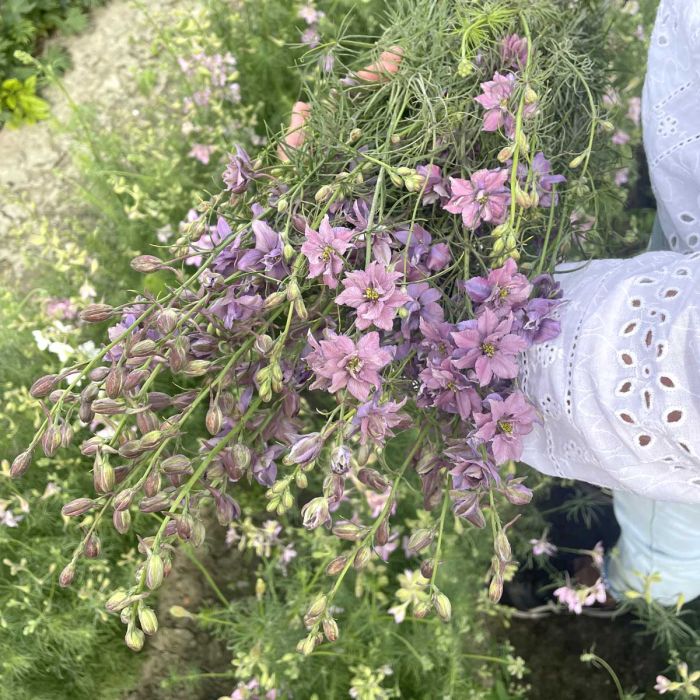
[401,282,444,337]
[443,168,510,229]
[415,164,450,205]
[306,330,394,401]
[464,258,532,316]
[451,309,528,386]
[474,72,517,136]
[473,392,537,464]
[352,396,411,446]
[521,152,566,208]
[529,531,558,557]
[301,216,355,288]
[335,262,409,330]
[554,578,607,614]
[188,144,216,165]
[500,34,529,70]
[237,220,289,280]
[223,145,257,194]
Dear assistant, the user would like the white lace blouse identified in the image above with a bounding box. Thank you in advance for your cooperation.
[521,0,700,503]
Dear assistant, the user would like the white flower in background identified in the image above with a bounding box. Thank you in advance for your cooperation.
[0,499,26,527]
[79,280,97,299]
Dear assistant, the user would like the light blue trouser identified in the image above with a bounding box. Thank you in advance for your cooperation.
[606,492,700,605]
[605,217,700,605]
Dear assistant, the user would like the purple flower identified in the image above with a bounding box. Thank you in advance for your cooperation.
[401,283,444,338]
[237,220,289,280]
[306,330,394,401]
[445,447,500,490]
[528,152,566,207]
[188,143,216,164]
[210,292,263,329]
[530,532,557,557]
[335,262,409,331]
[451,309,528,386]
[427,243,450,271]
[419,318,456,366]
[514,297,561,345]
[500,34,529,70]
[416,164,450,205]
[286,432,324,465]
[627,96,641,126]
[615,168,629,187]
[473,391,537,464]
[612,130,630,146]
[453,492,486,528]
[223,146,256,194]
[301,216,355,288]
[444,169,510,230]
[554,579,606,614]
[252,445,284,486]
[394,224,432,268]
[474,72,516,136]
[464,258,532,315]
[353,396,410,445]
[301,27,320,47]
[418,360,480,420]
[186,216,231,267]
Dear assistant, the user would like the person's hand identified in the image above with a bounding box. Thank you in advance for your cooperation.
[356,45,404,82]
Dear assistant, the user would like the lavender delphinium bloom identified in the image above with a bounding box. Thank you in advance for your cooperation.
[223,145,257,194]
[401,282,444,338]
[514,297,561,345]
[335,262,409,331]
[451,309,528,385]
[237,220,289,280]
[473,391,537,464]
[416,164,450,205]
[474,72,516,136]
[444,169,510,230]
[530,532,558,557]
[209,291,264,329]
[465,258,532,315]
[353,395,410,445]
[418,360,480,420]
[306,330,394,401]
[500,34,529,70]
[186,215,231,267]
[445,446,500,491]
[529,152,566,207]
[301,216,355,288]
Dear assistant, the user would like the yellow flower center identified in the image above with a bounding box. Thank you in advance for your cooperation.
[498,420,513,434]
[321,246,334,262]
[476,190,488,205]
[498,287,509,299]
[364,287,380,302]
[481,342,496,357]
[346,356,362,374]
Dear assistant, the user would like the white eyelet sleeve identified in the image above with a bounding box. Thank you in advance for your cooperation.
[521,251,700,503]
[643,0,700,252]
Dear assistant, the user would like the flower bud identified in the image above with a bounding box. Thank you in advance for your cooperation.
[301,497,330,529]
[420,559,434,579]
[285,432,323,465]
[130,339,157,357]
[375,519,390,546]
[84,533,101,558]
[93,454,115,494]
[135,409,159,435]
[315,184,334,203]
[353,545,372,570]
[62,498,95,517]
[138,606,159,636]
[131,255,164,273]
[348,127,362,144]
[206,402,223,436]
[357,467,388,492]
[161,454,191,475]
[60,423,74,448]
[139,492,170,513]
[495,531,511,562]
[59,561,76,587]
[191,520,206,547]
[124,368,150,392]
[297,634,316,656]
[524,86,538,104]
[157,308,179,335]
[183,360,210,377]
[169,336,190,373]
[80,303,114,323]
[433,592,452,621]
[105,589,130,612]
[263,290,287,309]
[30,374,58,398]
[145,554,164,590]
[113,509,131,534]
[89,366,110,382]
[79,401,95,423]
[41,426,61,457]
[144,468,162,497]
[92,398,125,416]
[489,574,504,603]
[323,617,339,642]
[407,528,434,555]
[104,367,124,398]
[295,471,308,489]
[413,600,432,618]
[497,145,514,163]
[569,154,584,168]
[325,555,348,576]
[306,594,327,620]
[332,521,364,541]
[254,334,273,355]
[125,625,145,652]
[10,450,32,478]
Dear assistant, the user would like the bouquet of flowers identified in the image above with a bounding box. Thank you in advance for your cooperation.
[11,0,622,652]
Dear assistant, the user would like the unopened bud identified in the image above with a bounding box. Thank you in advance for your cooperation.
[30,374,58,398]
[41,426,61,457]
[59,561,76,587]
[353,545,372,570]
[263,290,287,309]
[323,617,339,642]
[407,528,434,555]
[145,554,164,590]
[105,589,130,612]
[157,308,179,335]
[125,625,145,652]
[569,154,584,169]
[497,145,514,163]
[433,592,452,621]
[348,128,362,144]
[206,403,223,436]
[80,303,114,323]
[10,450,32,478]
[495,531,511,562]
[325,555,348,576]
[315,184,334,203]
[84,534,101,558]
[131,255,164,273]
[524,86,538,104]
[332,521,364,541]
[62,498,95,518]
[92,398,125,416]
[138,606,159,636]
[113,509,132,534]
[420,559,434,579]
[130,339,157,357]
[488,574,504,603]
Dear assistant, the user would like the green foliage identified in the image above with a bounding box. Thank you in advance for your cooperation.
[0,0,104,127]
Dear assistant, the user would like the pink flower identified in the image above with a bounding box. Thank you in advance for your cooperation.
[615,168,629,187]
[306,330,394,401]
[612,129,630,146]
[474,72,516,135]
[627,96,641,126]
[473,391,537,464]
[554,578,606,614]
[188,143,216,164]
[335,262,409,331]
[444,169,510,230]
[500,34,529,70]
[353,396,410,445]
[530,532,557,557]
[301,216,355,288]
[654,676,672,694]
[415,164,450,205]
[451,309,528,385]
[464,258,532,315]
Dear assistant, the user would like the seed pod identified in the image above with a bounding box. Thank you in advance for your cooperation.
[113,509,131,534]
[79,401,95,423]
[131,255,164,273]
[41,426,61,457]
[136,409,159,435]
[322,617,339,642]
[62,498,96,517]
[138,606,159,636]
[30,373,58,398]
[84,533,101,558]
[92,398,125,416]
[143,469,162,497]
[145,554,164,590]
[10,450,32,478]
[156,308,178,335]
[58,562,76,588]
[375,519,390,547]
[89,366,110,382]
[105,367,124,398]
[325,556,348,576]
[125,625,145,652]
[433,592,452,622]
[80,303,114,323]
[353,545,372,570]
[205,402,223,436]
[407,528,434,555]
